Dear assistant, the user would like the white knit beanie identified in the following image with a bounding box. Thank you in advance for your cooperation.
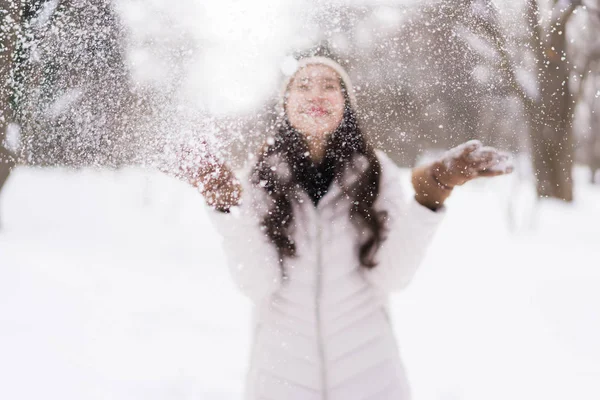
[278,56,357,116]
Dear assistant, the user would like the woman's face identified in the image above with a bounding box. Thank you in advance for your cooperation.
[285,64,346,141]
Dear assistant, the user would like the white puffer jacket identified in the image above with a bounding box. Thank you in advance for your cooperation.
[209,150,445,400]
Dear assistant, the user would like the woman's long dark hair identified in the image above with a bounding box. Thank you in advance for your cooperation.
[251,87,388,270]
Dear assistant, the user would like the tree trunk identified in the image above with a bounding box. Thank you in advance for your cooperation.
[589,98,600,184]
[527,3,575,201]
[0,0,20,200]
[529,119,574,201]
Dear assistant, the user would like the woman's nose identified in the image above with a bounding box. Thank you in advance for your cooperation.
[307,88,326,102]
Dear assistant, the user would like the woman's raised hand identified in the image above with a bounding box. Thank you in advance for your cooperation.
[412,140,513,211]
[431,140,514,189]
[177,143,242,212]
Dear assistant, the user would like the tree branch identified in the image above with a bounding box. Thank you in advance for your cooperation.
[458,0,536,110]
[556,0,583,26]
[574,42,600,103]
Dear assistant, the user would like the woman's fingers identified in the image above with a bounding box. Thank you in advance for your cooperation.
[476,151,514,176]
[437,141,513,186]
[461,139,483,155]
[175,140,228,189]
[451,144,515,180]
[456,140,483,165]
[477,167,512,177]
[466,145,497,163]
[440,140,482,169]
[467,146,507,167]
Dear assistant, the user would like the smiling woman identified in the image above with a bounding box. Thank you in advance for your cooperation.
[170,56,513,400]
[285,64,346,160]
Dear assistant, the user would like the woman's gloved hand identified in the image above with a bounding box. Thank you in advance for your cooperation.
[177,142,242,212]
[412,140,514,211]
[431,140,514,189]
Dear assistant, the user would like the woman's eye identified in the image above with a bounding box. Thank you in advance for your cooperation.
[298,84,309,91]
[325,85,337,90]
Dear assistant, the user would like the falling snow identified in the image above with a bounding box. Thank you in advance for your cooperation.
[1,0,600,398]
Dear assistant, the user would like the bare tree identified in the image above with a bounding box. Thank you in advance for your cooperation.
[586,73,600,182]
[458,0,599,201]
[0,0,19,208]
[573,5,600,183]
[590,111,600,184]
[16,0,136,167]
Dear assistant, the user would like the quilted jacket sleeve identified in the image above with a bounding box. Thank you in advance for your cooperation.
[363,150,446,293]
[206,171,282,303]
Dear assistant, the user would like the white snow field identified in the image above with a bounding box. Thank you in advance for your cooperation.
[1,163,599,400]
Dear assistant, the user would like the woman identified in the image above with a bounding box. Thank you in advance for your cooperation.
[181,56,512,400]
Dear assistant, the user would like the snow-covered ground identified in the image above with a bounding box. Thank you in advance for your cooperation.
[1,164,599,400]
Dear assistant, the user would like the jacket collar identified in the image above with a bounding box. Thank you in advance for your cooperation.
[294,176,346,212]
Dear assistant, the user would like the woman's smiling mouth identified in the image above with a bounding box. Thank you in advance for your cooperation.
[305,106,329,117]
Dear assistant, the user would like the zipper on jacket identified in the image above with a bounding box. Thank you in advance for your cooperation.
[315,210,328,399]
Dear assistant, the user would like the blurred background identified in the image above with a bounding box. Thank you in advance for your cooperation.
[1,0,599,399]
